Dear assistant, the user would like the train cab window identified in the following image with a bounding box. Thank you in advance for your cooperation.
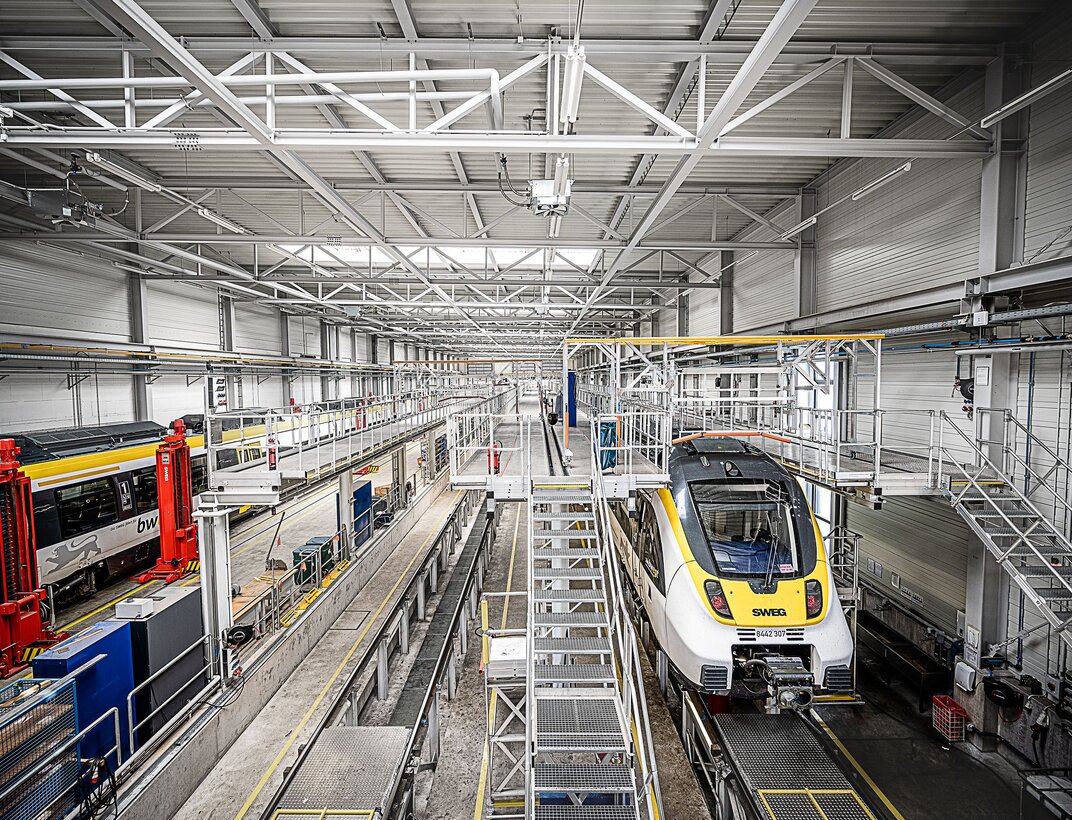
[689,479,800,579]
[131,466,158,514]
[55,478,119,539]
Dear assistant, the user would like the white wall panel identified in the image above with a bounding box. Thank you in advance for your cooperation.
[731,250,795,330]
[151,376,206,424]
[147,281,219,347]
[814,83,983,314]
[0,243,130,340]
[1023,13,1072,263]
[687,285,720,336]
[851,496,969,634]
[234,303,282,354]
[287,316,322,357]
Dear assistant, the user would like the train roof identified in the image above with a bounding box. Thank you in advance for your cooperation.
[3,421,167,465]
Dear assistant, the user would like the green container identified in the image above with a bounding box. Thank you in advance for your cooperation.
[292,535,334,585]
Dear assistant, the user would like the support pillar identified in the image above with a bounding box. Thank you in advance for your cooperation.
[128,269,153,421]
[719,250,734,334]
[338,468,353,559]
[794,190,817,320]
[194,502,235,679]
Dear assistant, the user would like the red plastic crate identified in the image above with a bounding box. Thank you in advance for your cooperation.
[932,694,969,742]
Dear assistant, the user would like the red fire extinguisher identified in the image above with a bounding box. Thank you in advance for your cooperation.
[487,440,502,475]
[267,435,278,470]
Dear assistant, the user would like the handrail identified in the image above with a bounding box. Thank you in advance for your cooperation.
[975,406,1072,533]
[936,413,1072,595]
[591,468,664,820]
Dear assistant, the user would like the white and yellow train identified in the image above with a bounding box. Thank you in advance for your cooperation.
[609,436,854,705]
[10,400,395,601]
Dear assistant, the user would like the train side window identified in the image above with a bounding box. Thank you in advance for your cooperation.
[131,466,158,514]
[55,478,119,539]
[191,455,208,494]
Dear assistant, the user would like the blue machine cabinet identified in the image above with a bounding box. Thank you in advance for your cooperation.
[32,620,136,763]
[353,478,373,549]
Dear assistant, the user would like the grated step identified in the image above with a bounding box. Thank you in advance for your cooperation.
[534,611,609,628]
[536,696,626,752]
[533,547,601,560]
[534,588,605,602]
[534,567,603,580]
[533,763,634,793]
[1016,564,1072,577]
[535,637,613,655]
[534,512,595,521]
[1004,545,1070,557]
[535,664,616,684]
[534,528,598,540]
[534,806,637,820]
[1037,588,1072,600]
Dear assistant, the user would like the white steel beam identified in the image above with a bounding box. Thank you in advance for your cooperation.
[856,57,990,139]
[566,0,821,336]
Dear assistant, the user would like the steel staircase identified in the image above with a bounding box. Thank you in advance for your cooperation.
[525,480,644,820]
[936,415,1072,650]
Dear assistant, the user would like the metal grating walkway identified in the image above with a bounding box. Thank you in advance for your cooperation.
[526,482,640,818]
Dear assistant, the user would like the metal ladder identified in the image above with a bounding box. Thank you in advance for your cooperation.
[526,480,641,820]
[936,416,1072,651]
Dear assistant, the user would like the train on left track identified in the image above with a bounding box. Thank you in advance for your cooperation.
[7,399,394,603]
[609,435,854,709]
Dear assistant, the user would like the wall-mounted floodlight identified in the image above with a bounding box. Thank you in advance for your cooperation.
[560,46,586,125]
[84,151,163,193]
[850,162,912,201]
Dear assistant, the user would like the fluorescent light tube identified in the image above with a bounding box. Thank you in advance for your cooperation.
[84,151,162,192]
[559,46,586,125]
[980,69,1072,129]
[548,213,562,239]
[553,155,570,197]
[196,207,247,234]
[779,215,817,239]
[850,162,912,201]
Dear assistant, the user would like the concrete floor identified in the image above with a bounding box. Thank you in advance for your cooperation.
[172,481,471,820]
[417,500,527,820]
[817,650,1047,820]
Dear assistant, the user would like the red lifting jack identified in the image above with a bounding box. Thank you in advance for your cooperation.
[138,419,199,585]
[0,439,66,678]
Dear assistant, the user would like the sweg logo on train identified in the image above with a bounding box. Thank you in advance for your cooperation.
[751,607,788,617]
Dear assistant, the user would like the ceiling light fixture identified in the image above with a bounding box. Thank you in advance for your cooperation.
[196,206,247,234]
[560,46,586,125]
[83,151,162,192]
[850,162,912,201]
[980,69,1072,129]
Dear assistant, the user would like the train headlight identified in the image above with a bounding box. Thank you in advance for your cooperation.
[805,579,823,618]
[704,580,732,618]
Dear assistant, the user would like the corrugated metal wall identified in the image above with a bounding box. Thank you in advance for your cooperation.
[687,284,720,336]
[287,316,322,356]
[814,83,984,314]
[1023,13,1072,263]
[147,280,219,347]
[234,303,282,354]
[731,250,795,330]
[851,497,969,634]
[0,243,130,340]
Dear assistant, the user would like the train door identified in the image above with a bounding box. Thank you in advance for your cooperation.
[636,496,664,606]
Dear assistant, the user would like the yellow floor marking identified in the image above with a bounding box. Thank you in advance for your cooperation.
[233,493,459,820]
[810,711,906,820]
[473,505,522,820]
[59,580,160,632]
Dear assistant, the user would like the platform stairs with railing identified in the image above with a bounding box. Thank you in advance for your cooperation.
[933,410,1072,650]
[524,476,661,820]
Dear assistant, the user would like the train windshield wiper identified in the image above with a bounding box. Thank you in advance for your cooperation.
[763,512,780,587]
